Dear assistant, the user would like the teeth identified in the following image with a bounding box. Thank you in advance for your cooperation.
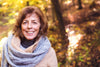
[27,32,33,33]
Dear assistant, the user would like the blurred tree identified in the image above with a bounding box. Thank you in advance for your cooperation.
[72,0,75,6]
[51,0,69,66]
[77,0,83,9]
[89,0,96,8]
[26,1,30,6]
[51,6,56,22]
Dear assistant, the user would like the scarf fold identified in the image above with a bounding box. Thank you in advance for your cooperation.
[2,34,51,67]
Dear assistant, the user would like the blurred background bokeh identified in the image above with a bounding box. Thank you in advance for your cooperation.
[0,0,100,67]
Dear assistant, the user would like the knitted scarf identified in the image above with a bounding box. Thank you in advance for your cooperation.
[1,34,51,67]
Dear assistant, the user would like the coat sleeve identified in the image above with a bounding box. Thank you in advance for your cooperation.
[1,38,8,67]
[47,47,58,67]
[1,44,5,67]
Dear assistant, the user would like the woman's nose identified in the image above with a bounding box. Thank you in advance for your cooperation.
[27,23,32,28]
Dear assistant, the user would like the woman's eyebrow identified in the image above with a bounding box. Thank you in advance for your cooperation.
[31,20,36,21]
[23,20,28,21]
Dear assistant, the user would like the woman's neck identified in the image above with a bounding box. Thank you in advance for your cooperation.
[21,38,35,48]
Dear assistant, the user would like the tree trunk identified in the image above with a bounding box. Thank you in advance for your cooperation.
[78,0,82,9]
[72,0,75,6]
[51,0,67,44]
[52,5,56,22]
[26,1,29,6]
[51,0,69,65]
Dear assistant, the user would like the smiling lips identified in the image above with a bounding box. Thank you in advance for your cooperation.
[26,31,34,35]
[27,31,34,33]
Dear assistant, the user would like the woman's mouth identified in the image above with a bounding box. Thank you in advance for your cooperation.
[27,31,34,34]
[26,31,35,36]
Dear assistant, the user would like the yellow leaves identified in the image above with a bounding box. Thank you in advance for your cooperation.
[5,19,15,25]
[89,21,96,26]
[38,4,45,11]
[57,43,62,49]
[20,0,23,4]
[82,0,89,3]
[58,52,63,57]
[15,12,19,17]
[8,19,15,24]
[67,51,73,58]
[87,62,91,65]
[38,0,43,3]
[86,57,91,60]
[0,6,8,13]
[88,43,91,46]
[82,0,94,4]
[64,0,72,4]
[65,28,69,33]
[49,34,58,40]
[2,2,8,6]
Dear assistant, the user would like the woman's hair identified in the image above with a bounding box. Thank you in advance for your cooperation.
[13,6,48,39]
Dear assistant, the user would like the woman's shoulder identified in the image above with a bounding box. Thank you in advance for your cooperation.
[47,47,56,56]
[36,47,58,67]
[46,47,57,60]
[45,47,58,66]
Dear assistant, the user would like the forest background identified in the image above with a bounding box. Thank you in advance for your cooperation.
[0,0,100,67]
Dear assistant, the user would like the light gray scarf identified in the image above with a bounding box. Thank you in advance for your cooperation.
[1,34,51,67]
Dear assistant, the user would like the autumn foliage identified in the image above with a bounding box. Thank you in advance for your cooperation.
[0,0,100,67]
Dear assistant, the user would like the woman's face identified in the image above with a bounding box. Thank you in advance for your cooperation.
[21,13,40,40]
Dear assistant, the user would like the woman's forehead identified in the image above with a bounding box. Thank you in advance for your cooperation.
[25,13,39,18]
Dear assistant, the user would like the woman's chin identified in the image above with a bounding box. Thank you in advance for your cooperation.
[25,36,35,40]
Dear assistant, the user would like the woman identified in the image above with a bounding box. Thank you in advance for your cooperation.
[1,6,58,67]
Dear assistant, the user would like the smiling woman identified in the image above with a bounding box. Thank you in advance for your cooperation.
[1,6,58,67]
[21,13,40,40]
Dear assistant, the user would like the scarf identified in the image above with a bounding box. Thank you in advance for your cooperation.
[1,34,51,67]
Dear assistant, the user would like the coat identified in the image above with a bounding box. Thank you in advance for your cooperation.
[36,47,58,67]
[1,35,58,67]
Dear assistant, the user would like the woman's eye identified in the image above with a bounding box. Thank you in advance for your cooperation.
[22,21,27,24]
[32,22,37,24]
